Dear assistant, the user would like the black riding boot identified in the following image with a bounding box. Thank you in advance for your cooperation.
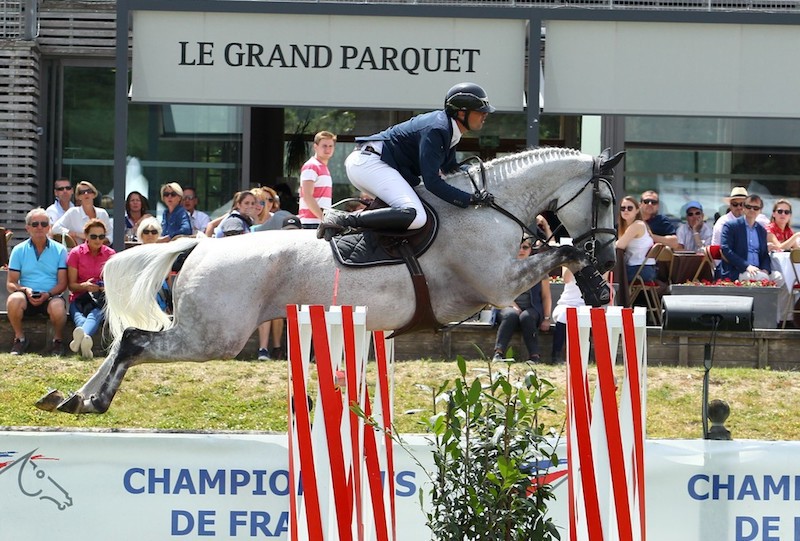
[317,207,417,240]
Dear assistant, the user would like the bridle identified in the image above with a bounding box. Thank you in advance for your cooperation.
[550,156,618,266]
[461,154,618,266]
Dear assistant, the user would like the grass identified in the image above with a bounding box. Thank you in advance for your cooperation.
[1,352,799,440]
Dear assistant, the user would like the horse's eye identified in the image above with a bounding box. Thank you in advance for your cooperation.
[601,197,612,206]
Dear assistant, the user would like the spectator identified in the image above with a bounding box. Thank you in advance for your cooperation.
[712,186,769,246]
[253,188,297,232]
[491,237,552,362]
[766,199,800,251]
[720,195,781,282]
[135,217,171,312]
[282,216,301,230]
[639,190,679,250]
[124,191,153,239]
[318,82,495,239]
[182,186,210,235]
[67,219,115,359]
[45,177,74,225]
[617,196,656,283]
[136,217,161,244]
[6,208,68,355]
[550,268,586,364]
[250,186,277,228]
[217,191,257,237]
[159,182,192,241]
[51,181,112,244]
[299,131,336,229]
[676,201,712,252]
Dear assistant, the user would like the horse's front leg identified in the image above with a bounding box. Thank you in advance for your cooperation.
[522,246,611,307]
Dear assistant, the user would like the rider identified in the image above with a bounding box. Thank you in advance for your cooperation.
[317,82,497,240]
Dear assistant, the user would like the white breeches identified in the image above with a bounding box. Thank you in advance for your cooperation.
[345,145,427,230]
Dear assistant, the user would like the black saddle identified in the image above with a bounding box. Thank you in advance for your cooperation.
[329,199,439,268]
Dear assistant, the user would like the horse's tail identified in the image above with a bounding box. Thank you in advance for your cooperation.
[103,237,201,343]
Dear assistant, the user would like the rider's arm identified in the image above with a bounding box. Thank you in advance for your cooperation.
[418,129,472,208]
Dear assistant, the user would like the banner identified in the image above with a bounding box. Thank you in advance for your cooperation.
[2,431,800,540]
[131,11,525,110]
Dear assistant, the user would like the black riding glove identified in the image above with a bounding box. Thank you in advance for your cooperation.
[470,190,495,207]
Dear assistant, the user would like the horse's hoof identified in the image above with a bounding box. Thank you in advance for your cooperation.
[35,389,65,412]
[57,392,85,414]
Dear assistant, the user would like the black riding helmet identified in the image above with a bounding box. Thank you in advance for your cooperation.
[444,82,496,116]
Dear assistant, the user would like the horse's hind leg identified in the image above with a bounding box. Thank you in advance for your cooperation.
[53,328,153,414]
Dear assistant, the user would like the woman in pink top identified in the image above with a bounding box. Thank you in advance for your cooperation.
[766,199,800,251]
[67,219,115,358]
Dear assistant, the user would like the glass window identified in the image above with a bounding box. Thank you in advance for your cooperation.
[625,115,800,228]
[60,66,243,219]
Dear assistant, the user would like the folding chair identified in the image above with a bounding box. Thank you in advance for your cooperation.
[782,249,800,328]
[627,243,670,326]
[691,246,717,282]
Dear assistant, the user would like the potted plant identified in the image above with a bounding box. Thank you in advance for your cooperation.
[359,354,563,540]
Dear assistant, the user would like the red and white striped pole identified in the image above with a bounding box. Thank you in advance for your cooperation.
[287,305,397,541]
[566,306,647,541]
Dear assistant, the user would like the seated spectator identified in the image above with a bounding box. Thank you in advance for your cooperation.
[491,237,552,362]
[45,178,74,225]
[766,199,800,251]
[217,191,257,237]
[67,219,115,359]
[712,186,769,246]
[676,201,712,252]
[250,187,275,228]
[135,217,171,312]
[159,182,192,241]
[124,191,153,239]
[136,217,162,245]
[550,268,585,364]
[51,181,112,245]
[282,216,302,230]
[6,208,69,355]
[639,190,679,250]
[182,186,210,235]
[616,196,656,283]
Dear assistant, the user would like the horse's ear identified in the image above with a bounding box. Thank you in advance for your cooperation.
[600,150,626,173]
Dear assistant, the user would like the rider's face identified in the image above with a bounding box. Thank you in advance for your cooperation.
[464,110,488,132]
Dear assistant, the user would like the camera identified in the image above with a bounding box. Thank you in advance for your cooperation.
[31,291,42,299]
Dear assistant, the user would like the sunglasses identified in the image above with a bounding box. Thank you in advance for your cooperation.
[744,204,762,211]
[141,229,158,235]
[775,209,792,215]
[28,221,49,228]
[88,233,107,240]
[620,205,635,212]
[163,192,179,198]
[266,197,275,202]
[55,186,72,192]
[183,195,196,201]
[729,201,744,208]
[687,211,703,217]
[641,199,659,205]
[78,189,95,196]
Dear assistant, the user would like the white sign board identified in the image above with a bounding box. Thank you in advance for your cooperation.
[131,11,526,111]
[544,20,800,118]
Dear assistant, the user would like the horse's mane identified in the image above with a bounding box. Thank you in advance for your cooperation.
[483,146,583,170]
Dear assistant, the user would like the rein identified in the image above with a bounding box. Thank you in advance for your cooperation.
[460,154,617,266]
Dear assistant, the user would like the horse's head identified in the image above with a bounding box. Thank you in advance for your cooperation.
[8,450,74,510]
[552,148,624,273]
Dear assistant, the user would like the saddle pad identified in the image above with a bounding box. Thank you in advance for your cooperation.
[330,200,439,268]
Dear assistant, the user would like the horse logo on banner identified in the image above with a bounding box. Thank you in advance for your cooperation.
[0,449,74,510]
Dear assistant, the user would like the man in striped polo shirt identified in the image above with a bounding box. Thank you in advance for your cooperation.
[298,131,336,229]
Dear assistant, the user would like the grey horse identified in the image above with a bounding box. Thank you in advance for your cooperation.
[39,147,622,414]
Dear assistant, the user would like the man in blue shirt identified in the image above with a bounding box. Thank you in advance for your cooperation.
[640,190,680,250]
[6,208,69,355]
[318,82,496,240]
